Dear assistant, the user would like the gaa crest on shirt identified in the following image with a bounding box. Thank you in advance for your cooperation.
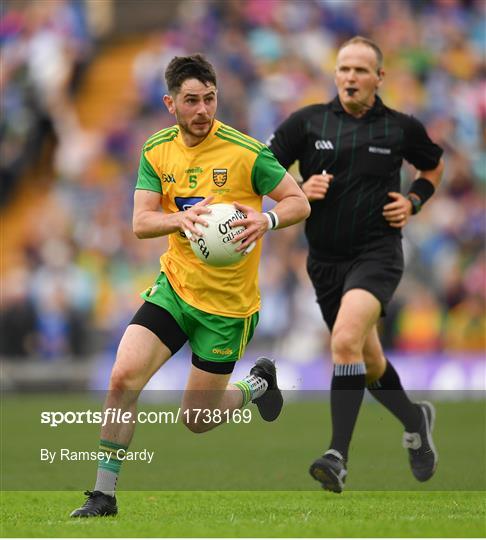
[213,169,227,187]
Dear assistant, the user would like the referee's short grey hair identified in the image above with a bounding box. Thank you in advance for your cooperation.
[338,36,384,71]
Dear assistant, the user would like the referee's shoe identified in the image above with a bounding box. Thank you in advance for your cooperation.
[309,449,347,493]
[402,401,438,482]
[70,490,117,518]
[250,357,283,421]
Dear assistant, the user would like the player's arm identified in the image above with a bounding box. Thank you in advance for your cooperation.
[264,171,311,227]
[132,190,212,239]
[231,172,310,252]
[134,148,212,239]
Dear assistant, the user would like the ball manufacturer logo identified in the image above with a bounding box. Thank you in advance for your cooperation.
[222,231,239,243]
[218,209,246,235]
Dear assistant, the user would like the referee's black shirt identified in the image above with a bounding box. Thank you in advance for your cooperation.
[268,96,443,260]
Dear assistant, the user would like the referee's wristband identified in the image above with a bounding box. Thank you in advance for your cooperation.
[264,210,279,230]
[408,177,435,209]
[407,195,422,215]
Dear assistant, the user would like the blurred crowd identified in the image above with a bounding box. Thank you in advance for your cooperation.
[1,0,484,362]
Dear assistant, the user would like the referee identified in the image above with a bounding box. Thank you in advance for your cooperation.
[268,36,444,493]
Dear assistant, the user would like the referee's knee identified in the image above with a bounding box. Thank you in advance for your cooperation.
[331,329,363,362]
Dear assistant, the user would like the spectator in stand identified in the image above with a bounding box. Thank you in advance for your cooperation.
[1,0,484,364]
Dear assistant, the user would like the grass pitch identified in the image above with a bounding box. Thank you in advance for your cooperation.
[1,490,485,537]
[1,397,485,537]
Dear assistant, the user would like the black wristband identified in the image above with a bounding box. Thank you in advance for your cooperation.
[265,211,279,230]
[408,177,435,205]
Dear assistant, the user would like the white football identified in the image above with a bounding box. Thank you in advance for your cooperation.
[189,203,255,267]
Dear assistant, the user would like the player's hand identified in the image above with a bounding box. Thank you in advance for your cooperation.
[383,192,412,228]
[179,197,214,240]
[302,172,333,202]
[230,201,266,253]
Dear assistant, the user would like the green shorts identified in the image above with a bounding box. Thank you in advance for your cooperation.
[141,273,259,363]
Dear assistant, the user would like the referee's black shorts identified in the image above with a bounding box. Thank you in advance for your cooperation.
[307,236,404,331]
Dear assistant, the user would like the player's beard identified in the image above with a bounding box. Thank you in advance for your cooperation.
[176,113,213,143]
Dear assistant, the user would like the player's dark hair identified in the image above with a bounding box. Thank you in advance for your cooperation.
[165,54,217,95]
[339,36,384,71]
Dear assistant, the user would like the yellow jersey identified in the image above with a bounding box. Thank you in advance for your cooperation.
[136,119,286,318]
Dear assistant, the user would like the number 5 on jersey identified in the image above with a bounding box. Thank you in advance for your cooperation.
[189,174,198,189]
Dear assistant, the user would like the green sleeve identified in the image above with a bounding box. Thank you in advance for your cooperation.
[251,146,287,195]
[136,152,162,193]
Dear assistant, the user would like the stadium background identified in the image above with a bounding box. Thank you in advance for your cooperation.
[1,0,484,390]
[1,2,485,537]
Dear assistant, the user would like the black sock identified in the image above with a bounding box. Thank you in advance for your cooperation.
[329,363,366,461]
[367,359,422,432]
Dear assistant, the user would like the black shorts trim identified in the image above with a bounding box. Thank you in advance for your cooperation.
[192,353,236,375]
[129,301,187,355]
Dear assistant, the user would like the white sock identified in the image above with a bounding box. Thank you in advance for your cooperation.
[94,468,117,497]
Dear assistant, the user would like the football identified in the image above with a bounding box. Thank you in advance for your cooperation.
[189,203,254,267]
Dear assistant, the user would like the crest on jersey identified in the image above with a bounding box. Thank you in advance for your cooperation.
[213,169,227,187]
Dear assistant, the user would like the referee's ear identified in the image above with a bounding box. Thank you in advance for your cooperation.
[376,69,385,88]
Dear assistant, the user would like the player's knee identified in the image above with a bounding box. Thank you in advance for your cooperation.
[182,414,209,434]
[109,342,149,391]
[109,364,140,392]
